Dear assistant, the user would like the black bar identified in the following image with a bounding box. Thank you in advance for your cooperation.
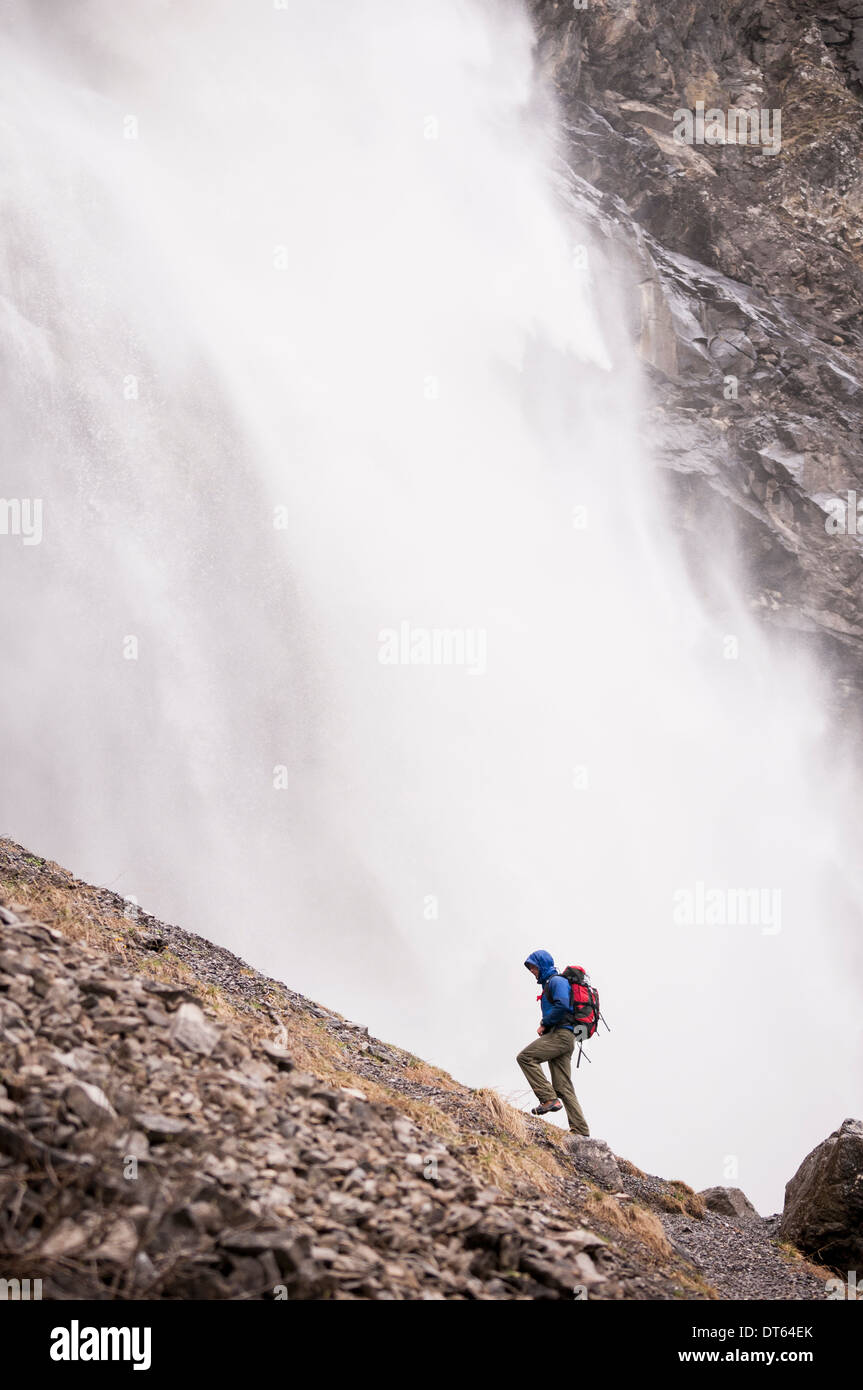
[2,1294,856,1376]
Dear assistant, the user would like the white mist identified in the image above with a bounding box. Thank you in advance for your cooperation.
[0,0,860,1212]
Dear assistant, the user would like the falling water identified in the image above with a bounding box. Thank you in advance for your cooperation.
[1,0,860,1211]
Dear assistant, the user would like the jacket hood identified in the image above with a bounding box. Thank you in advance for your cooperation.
[524,949,556,983]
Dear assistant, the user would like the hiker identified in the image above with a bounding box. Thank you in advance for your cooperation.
[517,949,590,1136]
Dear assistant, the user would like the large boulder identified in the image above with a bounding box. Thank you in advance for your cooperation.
[699,1186,760,1224]
[566,1136,622,1191]
[780,1118,863,1269]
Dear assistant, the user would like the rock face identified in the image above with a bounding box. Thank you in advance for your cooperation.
[529,0,863,703]
[566,1135,623,1190]
[780,1118,863,1268]
[699,1186,760,1223]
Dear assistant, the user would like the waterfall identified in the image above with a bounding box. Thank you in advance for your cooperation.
[1,0,860,1211]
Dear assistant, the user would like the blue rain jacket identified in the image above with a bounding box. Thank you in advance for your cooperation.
[524,949,573,1031]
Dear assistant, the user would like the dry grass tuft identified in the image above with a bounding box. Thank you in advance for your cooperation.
[674,1272,721,1300]
[772,1240,836,1283]
[646,1180,707,1220]
[587,1190,674,1260]
[475,1089,528,1144]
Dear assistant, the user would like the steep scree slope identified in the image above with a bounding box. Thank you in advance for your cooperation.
[0,840,831,1300]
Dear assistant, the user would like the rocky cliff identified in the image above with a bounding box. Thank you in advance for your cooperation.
[0,840,842,1300]
[531,0,863,702]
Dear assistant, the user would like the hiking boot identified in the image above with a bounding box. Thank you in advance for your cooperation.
[531,1099,563,1116]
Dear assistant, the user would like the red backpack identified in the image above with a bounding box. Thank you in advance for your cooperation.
[542,966,604,1064]
[559,965,600,1039]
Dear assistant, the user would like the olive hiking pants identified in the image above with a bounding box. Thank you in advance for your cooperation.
[516,1028,589,1135]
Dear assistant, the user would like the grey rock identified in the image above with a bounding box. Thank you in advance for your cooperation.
[40,1215,100,1257]
[565,1136,623,1190]
[90,1217,138,1262]
[0,949,40,976]
[63,1080,116,1126]
[133,1111,188,1139]
[699,1186,761,1223]
[92,1015,143,1033]
[781,1118,863,1269]
[79,975,120,999]
[259,1041,294,1070]
[119,1128,150,1159]
[142,1004,171,1027]
[221,1228,311,1268]
[288,1070,316,1095]
[168,1002,220,1056]
[573,1250,607,1288]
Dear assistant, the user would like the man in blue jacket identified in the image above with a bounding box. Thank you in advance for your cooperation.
[517,949,589,1135]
